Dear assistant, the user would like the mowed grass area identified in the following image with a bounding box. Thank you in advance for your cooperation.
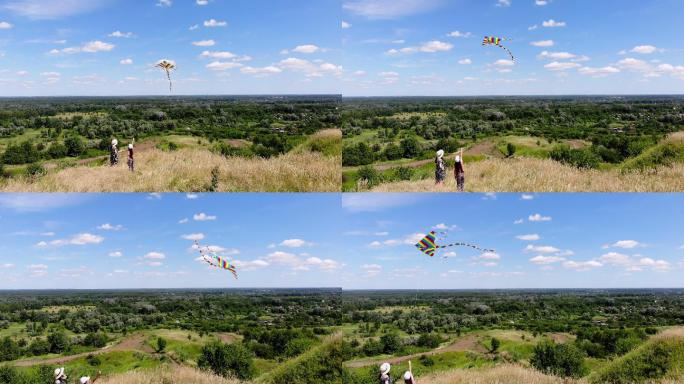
[0,129,341,192]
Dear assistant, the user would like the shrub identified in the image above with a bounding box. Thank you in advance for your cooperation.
[47,331,70,354]
[392,166,413,181]
[550,145,600,169]
[84,333,108,348]
[417,333,441,349]
[198,342,255,380]
[491,337,501,353]
[506,143,516,157]
[64,136,85,157]
[25,163,46,178]
[357,166,381,188]
[531,340,586,378]
[380,333,400,354]
[156,337,167,353]
[0,337,20,362]
[419,355,435,367]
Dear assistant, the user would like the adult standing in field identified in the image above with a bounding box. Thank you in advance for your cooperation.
[379,362,393,384]
[127,143,134,172]
[54,367,67,384]
[435,150,446,185]
[110,139,119,166]
[455,148,465,192]
[403,371,416,384]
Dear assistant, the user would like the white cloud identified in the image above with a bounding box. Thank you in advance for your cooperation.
[4,0,110,19]
[178,218,189,224]
[37,233,104,247]
[280,239,312,248]
[496,0,511,7]
[120,58,133,65]
[192,39,216,47]
[563,260,602,271]
[525,244,559,253]
[521,194,534,200]
[479,252,500,261]
[531,40,554,47]
[611,240,641,249]
[16,70,30,76]
[342,0,445,20]
[186,193,199,199]
[341,20,351,29]
[0,21,13,29]
[517,234,540,241]
[108,251,123,258]
[97,223,124,231]
[204,18,227,27]
[264,251,343,271]
[109,31,134,38]
[528,24,538,30]
[458,58,472,65]
[448,31,472,38]
[28,264,48,277]
[361,264,382,277]
[544,61,581,71]
[232,259,269,271]
[433,223,459,231]
[631,45,658,54]
[49,40,114,54]
[535,0,548,5]
[292,44,320,54]
[599,252,632,266]
[578,66,620,77]
[193,212,216,221]
[387,40,453,55]
[200,50,236,59]
[157,0,172,7]
[144,252,165,260]
[240,66,283,76]
[0,263,15,269]
[528,213,552,222]
[514,219,524,224]
[542,19,566,27]
[182,233,205,241]
[196,0,209,4]
[530,255,565,265]
[189,24,199,30]
[206,61,242,71]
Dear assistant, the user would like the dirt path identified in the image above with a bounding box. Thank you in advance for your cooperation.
[344,334,486,369]
[12,333,152,367]
[215,332,239,344]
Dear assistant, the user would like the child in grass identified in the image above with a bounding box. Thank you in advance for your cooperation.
[127,143,134,172]
[80,371,101,384]
[110,139,119,166]
[435,150,446,185]
[379,362,393,384]
[454,148,465,192]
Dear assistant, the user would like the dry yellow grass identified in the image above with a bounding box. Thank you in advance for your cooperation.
[370,157,684,192]
[0,148,340,192]
[418,364,581,384]
[97,366,245,384]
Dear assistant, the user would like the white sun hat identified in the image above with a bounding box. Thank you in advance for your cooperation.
[404,371,413,380]
[436,149,444,157]
[112,139,118,146]
[54,367,66,379]
[80,377,90,384]
[380,362,391,375]
[455,155,461,162]
[128,143,133,149]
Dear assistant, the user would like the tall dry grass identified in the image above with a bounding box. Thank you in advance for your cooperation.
[97,366,244,384]
[417,364,583,384]
[370,157,684,192]
[0,148,340,192]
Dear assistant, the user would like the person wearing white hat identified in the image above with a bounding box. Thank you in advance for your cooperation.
[454,148,465,192]
[54,367,67,384]
[80,370,101,384]
[127,143,135,172]
[379,362,393,384]
[403,370,416,384]
[110,138,119,166]
[435,149,446,185]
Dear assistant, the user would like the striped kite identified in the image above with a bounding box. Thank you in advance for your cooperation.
[415,231,495,258]
[155,59,176,93]
[482,36,515,62]
[195,241,238,279]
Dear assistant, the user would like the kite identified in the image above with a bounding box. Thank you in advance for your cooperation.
[195,241,238,279]
[482,36,515,62]
[155,59,176,93]
[415,231,495,258]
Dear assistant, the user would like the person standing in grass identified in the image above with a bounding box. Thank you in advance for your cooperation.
[454,148,465,192]
[110,139,119,166]
[379,362,393,384]
[127,143,134,172]
[80,371,101,384]
[435,150,446,185]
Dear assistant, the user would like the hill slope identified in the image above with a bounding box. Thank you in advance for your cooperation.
[369,157,684,192]
[0,130,341,192]
[97,366,242,384]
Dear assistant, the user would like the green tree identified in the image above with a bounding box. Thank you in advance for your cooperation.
[531,340,586,378]
[506,143,516,157]
[156,337,167,353]
[47,331,69,354]
[491,337,501,353]
[380,333,401,354]
[400,137,420,159]
[64,136,85,157]
[0,337,20,362]
[198,342,255,380]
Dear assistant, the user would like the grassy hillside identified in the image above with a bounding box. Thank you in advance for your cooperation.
[0,130,340,192]
[258,336,346,384]
[367,157,684,192]
[589,328,684,384]
[97,365,242,384]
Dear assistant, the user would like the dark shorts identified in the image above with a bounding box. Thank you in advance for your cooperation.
[456,173,465,191]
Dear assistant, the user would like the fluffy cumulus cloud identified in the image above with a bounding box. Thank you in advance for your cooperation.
[36,233,104,247]
[544,62,581,71]
[193,212,216,221]
[109,30,134,38]
[630,45,658,54]
[181,233,205,241]
[369,233,424,248]
[563,260,602,271]
[97,223,124,231]
[530,255,565,265]
[28,264,48,278]
[49,40,114,55]
[341,20,351,29]
[529,213,552,222]
[120,58,133,65]
[542,19,566,27]
[578,66,620,78]
[530,40,554,47]
[516,234,540,241]
[203,18,227,27]
[387,40,453,55]
[291,44,321,54]
[264,251,344,271]
[192,39,216,47]
[0,21,14,29]
[610,240,642,249]
[600,252,671,272]
[279,239,312,248]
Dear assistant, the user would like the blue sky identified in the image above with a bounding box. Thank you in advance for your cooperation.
[2,193,683,290]
[0,0,341,96]
[341,0,684,96]
[341,193,684,289]
[0,193,345,289]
